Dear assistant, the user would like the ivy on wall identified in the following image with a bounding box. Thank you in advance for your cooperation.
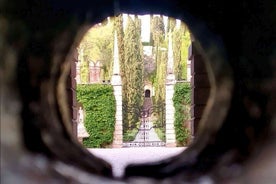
[173,83,191,146]
[77,84,116,148]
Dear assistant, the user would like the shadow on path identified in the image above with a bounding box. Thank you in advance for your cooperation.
[89,147,186,178]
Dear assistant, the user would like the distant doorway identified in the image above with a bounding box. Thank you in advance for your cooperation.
[145,89,151,98]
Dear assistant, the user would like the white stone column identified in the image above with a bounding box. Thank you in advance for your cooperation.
[111,31,123,148]
[165,32,176,147]
[165,76,176,147]
[76,62,81,84]
[111,75,123,148]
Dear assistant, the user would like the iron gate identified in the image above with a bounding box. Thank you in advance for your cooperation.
[123,102,165,147]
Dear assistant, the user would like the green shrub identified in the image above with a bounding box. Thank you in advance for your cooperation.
[173,83,191,146]
[155,127,165,142]
[77,84,116,148]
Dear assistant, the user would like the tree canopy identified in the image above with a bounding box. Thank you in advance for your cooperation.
[78,20,114,83]
[123,15,144,131]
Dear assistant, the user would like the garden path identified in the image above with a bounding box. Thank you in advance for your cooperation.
[132,97,164,144]
[133,119,161,142]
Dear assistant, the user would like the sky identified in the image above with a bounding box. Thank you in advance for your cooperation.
[122,14,181,43]
[139,15,151,42]
[122,14,151,42]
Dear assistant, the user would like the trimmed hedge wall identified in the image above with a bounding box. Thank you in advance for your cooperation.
[77,84,116,148]
[173,82,191,146]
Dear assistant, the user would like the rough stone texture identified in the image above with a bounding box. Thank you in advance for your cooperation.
[1,0,276,183]
[189,42,211,137]
[68,49,79,137]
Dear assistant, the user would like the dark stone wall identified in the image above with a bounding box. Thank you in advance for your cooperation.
[67,49,78,137]
[189,42,211,137]
[1,0,275,183]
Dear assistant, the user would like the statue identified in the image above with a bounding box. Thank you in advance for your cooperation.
[77,107,89,143]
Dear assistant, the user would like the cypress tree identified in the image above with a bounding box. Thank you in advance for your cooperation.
[152,16,165,48]
[114,14,125,79]
[167,17,176,33]
[173,28,182,80]
[114,14,130,133]
[151,16,165,106]
[123,15,144,132]
[179,22,191,80]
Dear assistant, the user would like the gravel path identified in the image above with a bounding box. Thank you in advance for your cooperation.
[89,147,186,178]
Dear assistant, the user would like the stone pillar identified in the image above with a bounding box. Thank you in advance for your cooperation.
[111,78,123,148]
[189,42,210,138]
[165,77,176,147]
[111,31,123,148]
[187,59,192,82]
[165,32,176,147]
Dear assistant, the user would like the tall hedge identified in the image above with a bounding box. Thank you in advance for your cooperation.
[173,82,191,146]
[77,84,116,148]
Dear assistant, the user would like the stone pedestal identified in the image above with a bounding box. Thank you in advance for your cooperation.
[165,74,176,147]
[111,75,123,148]
[77,107,89,143]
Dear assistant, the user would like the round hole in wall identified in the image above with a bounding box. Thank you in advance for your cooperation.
[70,12,218,178]
[5,0,243,183]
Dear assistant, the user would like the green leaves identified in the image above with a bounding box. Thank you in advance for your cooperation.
[173,21,191,80]
[151,16,165,45]
[78,20,114,83]
[173,83,191,146]
[77,84,116,148]
[123,16,144,134]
